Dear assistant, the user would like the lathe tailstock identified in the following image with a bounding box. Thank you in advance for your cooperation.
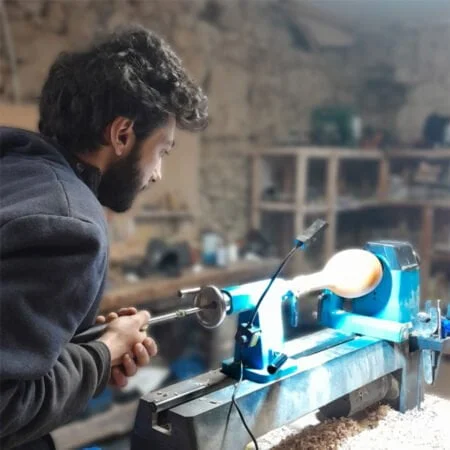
[130,237,450,450]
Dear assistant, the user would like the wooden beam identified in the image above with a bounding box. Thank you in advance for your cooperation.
[248,147,450,161]
[377,157,390,201]
[294,153,308,235]
[419,205,434,300]
[325,155,339,260]
[251,153,262,229]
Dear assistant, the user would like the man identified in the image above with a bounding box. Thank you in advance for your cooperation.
[0,24,208,449]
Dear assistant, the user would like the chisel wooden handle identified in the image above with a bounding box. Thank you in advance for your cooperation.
[71,323,109,344]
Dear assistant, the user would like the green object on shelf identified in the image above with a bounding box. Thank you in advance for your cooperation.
[310,105,361,147]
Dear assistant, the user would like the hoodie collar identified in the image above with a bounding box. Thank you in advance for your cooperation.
[44,136,102,196]
[0,127,102,197]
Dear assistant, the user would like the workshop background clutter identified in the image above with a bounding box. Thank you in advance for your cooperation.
[1,1,450,449]
[3,0,450,241]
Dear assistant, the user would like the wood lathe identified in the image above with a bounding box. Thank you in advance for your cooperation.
[103,219,448,450]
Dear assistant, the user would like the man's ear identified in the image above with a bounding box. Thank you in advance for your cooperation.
[106,117,136,158]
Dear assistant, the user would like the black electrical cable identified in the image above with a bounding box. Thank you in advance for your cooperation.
[246,244,299,328]
[229,244,302,449]
[228,219,327,447]
[231,361,259,450]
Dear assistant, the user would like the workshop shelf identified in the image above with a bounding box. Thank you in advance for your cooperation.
[258,201,297,212]
[251,146,450,298]
[135,210,194,222]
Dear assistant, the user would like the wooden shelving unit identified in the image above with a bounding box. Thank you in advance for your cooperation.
[250,146,450,298]
[135,209,193,222]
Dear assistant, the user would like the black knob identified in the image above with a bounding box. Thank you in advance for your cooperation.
[267,353,288,374]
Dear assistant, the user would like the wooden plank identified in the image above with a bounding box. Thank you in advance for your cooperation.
[336,199,381,212]
[294,153,308,234]
[304,203,327,214]
[249,147,450,161]
[377,157,390,201]
[335,149,381,160]
[387,149,450,159]
[254,147,382,159]
[325,155,339,260]
[135,210,193,221]
[304,199,383,215]
[100,258,281,312]
[289,153,309,274]
[251,153,263,229]
[419,206,434,300]
[259,201,296,212]
[281,157,295,255]
[260,198,450,215]
[385,199,450,209]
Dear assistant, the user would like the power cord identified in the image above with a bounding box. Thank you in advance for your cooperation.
[247,219,327,328]
[231,361,259,449]
[229,245,299,450]
[229,219,327,447]
[246,245,298,328]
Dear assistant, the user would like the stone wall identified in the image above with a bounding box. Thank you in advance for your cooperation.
[344,23,450,144]
[1,0,450,240]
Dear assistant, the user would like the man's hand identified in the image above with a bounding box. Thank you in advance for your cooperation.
[96,307,158,388]
[110,337,158,388]
[96,306,139,324]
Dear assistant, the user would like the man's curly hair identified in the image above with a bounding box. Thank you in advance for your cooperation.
[38,25,208,153]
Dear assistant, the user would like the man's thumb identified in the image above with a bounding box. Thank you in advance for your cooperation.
[136,309,151,328]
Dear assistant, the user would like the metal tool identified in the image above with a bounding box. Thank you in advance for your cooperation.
[71,288,230,344]
[130,238,450,450]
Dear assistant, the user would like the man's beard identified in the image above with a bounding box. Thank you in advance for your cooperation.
[97,142,144,213]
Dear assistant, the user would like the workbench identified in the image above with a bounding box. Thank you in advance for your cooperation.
[101,258,281,313]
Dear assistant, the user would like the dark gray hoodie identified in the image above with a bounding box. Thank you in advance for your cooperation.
[0,127,111,449]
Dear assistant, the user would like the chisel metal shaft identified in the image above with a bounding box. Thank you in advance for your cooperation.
[72,306,202,344]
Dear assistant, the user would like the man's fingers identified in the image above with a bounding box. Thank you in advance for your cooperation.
[143,337,158,358]
[107,312,119,322]
[123,353,138,377]
[134,310,151,328]
[96,315,106,324]
[134,342,150,367]
[118,307,138,316]
[111,367,128,388]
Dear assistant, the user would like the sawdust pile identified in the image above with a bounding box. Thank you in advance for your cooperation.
[340,395,450,450]
[271,404,390,450]
[264,395,450,450]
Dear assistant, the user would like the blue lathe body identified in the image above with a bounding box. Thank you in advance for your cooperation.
[131,240,450,450]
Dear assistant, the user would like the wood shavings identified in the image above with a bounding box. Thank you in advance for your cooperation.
[271,404,388,450]
[340,395,450,450]
[258,395,450,450]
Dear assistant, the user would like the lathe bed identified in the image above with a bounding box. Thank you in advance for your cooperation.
[129,237,449,450]
[131,328,420,450]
